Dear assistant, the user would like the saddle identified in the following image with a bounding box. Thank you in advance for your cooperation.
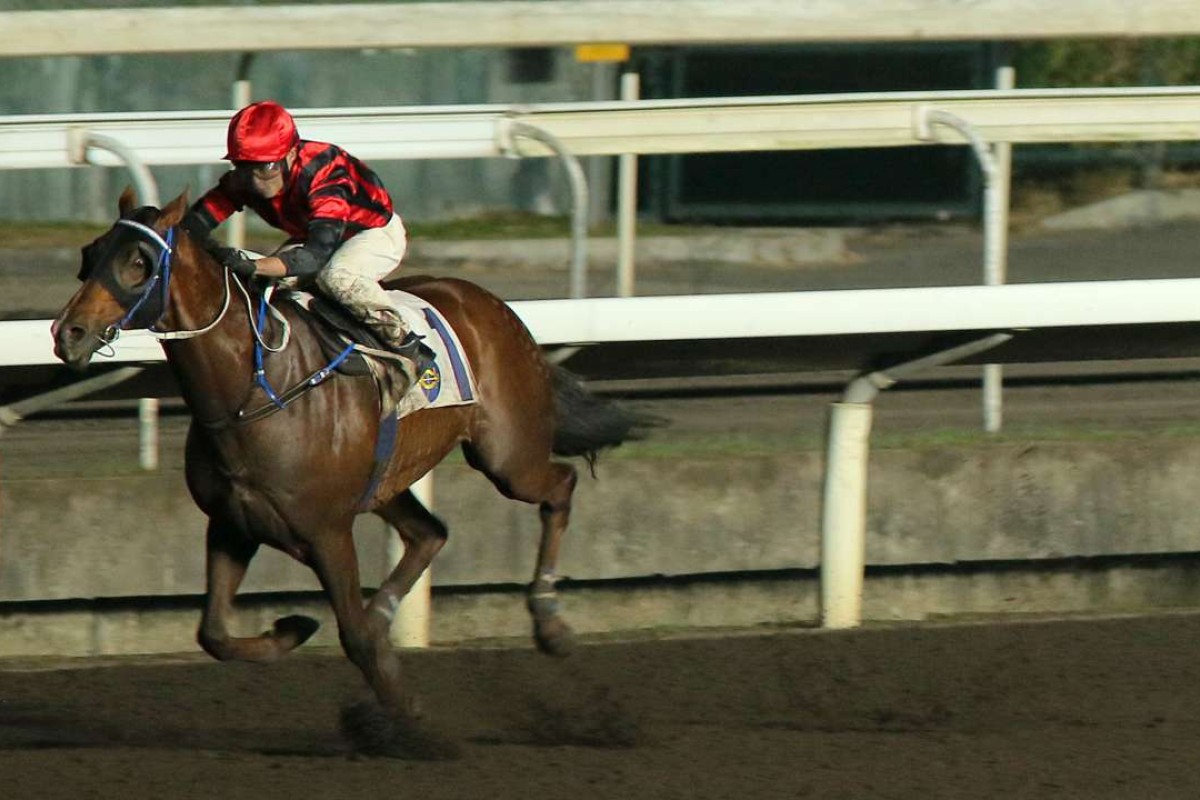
[280,288,477,419]
[304,295,383,378]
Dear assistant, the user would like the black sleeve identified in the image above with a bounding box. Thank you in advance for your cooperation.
[277,218,345,278]
[180,207,216,241]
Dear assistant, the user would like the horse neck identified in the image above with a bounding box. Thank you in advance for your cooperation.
[158,242,269,424]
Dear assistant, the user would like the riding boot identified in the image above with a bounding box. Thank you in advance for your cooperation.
[395,331,436,377]
[369,314,435,386]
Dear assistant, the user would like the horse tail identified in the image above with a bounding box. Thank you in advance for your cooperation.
[550,366,658,472]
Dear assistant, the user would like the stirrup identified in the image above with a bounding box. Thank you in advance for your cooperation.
[395,331,436,376]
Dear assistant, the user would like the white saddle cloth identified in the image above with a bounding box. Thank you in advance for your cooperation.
[385,289,478,417]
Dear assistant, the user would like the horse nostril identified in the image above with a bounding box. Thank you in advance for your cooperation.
[59,323,86,346]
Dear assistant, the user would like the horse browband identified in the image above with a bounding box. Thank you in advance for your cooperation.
[116,219,173,254]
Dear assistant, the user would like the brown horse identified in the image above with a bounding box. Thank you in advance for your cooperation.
[51,189,648,756]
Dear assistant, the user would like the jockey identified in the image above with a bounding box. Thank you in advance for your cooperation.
[181,100,432,381]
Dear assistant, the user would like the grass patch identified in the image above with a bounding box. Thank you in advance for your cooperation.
[570,420,1200,462]
[874,421,1200,450]
[0,221,110,249]
[0,212,709,250]
[406,211,698,241]
[8,421,1200,482]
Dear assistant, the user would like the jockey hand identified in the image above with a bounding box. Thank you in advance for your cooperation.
[216,247,258,279]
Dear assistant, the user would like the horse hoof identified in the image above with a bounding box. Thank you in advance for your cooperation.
[339,700,461,761]
[534,615,576,658]
[272,615,320,650]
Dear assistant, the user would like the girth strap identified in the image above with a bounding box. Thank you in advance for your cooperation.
[356,409,400,511]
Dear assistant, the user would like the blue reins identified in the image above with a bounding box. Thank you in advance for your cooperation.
[250,291,356,412]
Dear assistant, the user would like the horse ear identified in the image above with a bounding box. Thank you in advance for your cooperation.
[118,186,137,217]
[158,190,190,229]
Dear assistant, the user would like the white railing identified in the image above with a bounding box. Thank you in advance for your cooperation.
[12,278,1200,366]
[7,87,1200,171]
[3,1,1200,57]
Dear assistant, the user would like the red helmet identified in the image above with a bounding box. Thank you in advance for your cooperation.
[223,101,298,161]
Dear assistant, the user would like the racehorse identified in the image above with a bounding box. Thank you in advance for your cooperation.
[51,189,649,756]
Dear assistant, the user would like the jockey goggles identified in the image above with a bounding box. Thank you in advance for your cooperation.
[233,159,285,179]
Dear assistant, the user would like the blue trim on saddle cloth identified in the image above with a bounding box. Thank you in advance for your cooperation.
[423,308,474,402]
[357,409,400,511]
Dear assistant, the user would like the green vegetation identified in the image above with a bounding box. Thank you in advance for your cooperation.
[1014,38,1200,87]
[10,419,1200,482]
[0,212,697,250]
[560,419,1200,462]
[0,220,108,249]
[406,212,685,241]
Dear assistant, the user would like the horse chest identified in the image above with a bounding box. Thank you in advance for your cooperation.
[225,487,315,562]
[189,449,317,562]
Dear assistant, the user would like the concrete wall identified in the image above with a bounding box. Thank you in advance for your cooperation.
[8,436,1200,603]
[6,433,1200,658]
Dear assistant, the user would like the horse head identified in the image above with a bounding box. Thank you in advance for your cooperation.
[52,188,191,370]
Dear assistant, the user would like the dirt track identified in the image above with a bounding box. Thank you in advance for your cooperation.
[3,613,1200,799]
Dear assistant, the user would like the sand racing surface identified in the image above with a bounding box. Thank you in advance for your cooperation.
[2,612,1200,799]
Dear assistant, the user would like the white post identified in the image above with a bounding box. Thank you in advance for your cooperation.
[990,65,1014,284]
[616,70,640,297]
[138,397,158,471]
[226,76,251,250]
[503,122,590,298]
[387,472,434,648]
[819,402,873,629]
[916,102,1007,433]
[982,64,1015,433]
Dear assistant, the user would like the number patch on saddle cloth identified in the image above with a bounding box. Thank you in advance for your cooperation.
[418,364,441,402]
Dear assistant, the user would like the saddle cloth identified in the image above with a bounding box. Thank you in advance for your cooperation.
[385,289,477,417]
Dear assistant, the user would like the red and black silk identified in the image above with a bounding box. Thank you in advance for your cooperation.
[183,140,395,277]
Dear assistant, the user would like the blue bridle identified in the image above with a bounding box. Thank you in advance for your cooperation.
[102,219,176,341]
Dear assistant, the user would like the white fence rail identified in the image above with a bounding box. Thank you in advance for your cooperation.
[2,0,1200,57]
[10,278,1200,368]
[7,87,1200,171]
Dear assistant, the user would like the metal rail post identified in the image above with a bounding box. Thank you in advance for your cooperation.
[66,132,163,465]
[915,103,1011,433]
[67,130,160,207]
[226,53,255,250]
[386,472,434,648]
[616,70,640,297]
[820,334,1012,628]
[498,119,591,298]
[0,367,145,434]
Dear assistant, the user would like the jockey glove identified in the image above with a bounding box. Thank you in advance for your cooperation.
[215,247,258,279]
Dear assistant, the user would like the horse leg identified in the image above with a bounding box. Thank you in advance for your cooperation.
[309,529,459,759]
[466,443,579,657]
[365,489,448,627]
[196,519,319,663]
[308,529,413,714]
[527,462,579,656]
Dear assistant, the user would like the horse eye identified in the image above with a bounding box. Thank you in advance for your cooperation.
[120,248,153,287]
